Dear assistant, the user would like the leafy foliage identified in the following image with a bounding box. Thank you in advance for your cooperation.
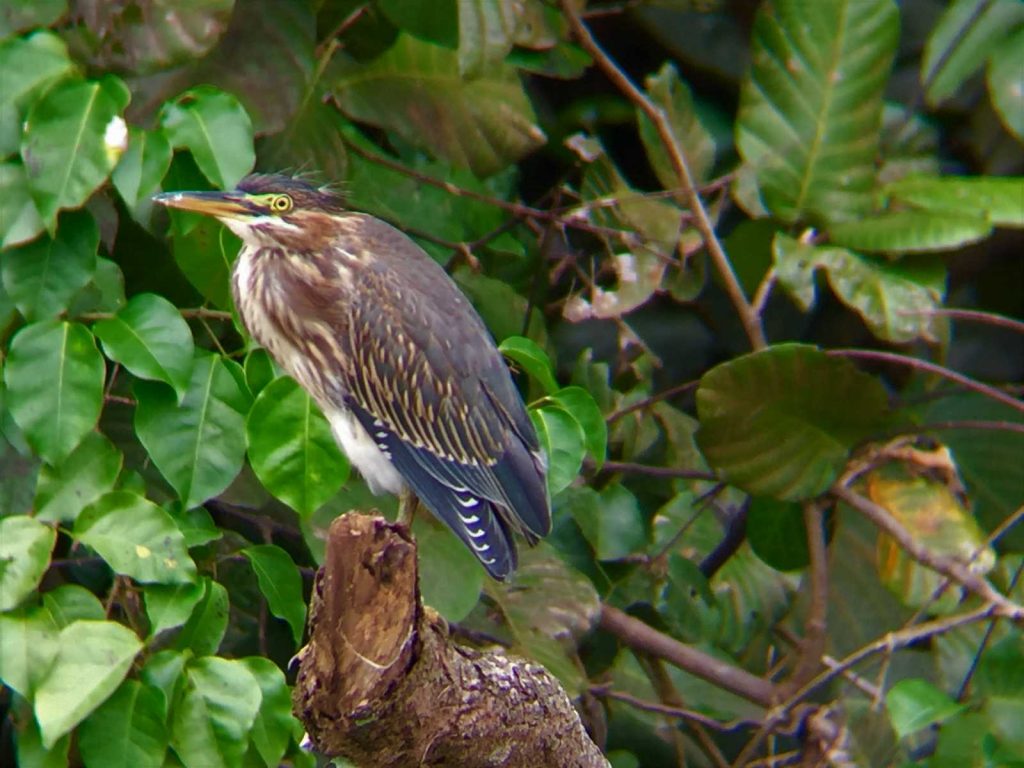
[0,1,1021,766]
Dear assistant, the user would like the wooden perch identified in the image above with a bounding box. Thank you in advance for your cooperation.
[292,512,609,767]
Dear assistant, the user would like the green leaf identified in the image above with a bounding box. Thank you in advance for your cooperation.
[546,385,607,469]
[772,232,946,344]
[530,406,585,495]
[414,519,485,621]
[4,321,105,465]
[639,62,716,188]
[457,0,517,76]
[75,491,197,584]
[0,31,75,113]
[922,0,1024,106]
[160,86,255,189]
[886,678,965,739]
[378,0,457,47]
[746,497,810,571]
[42,584,104,628]
[241,545,306,646]
[144,581,205,638]
[13,699,70,768]
[135,353,250,510]
[563,484,646,561]
[0,161,45,248]
[0,516,55,611]
[499,336,558,394]
[241,657,293,768]
[170,657,262,768]
[33,619,142,749]
[828,211,993,254]
[0,605,59,699]
[988,28,1024,141]
[78,679,168,768]
[243,349,278,397]
[21,76,130,230]
[245,377,349,518]
[883,175,1024,229]
[1,210,98,321]
[696,343,889,500]
[173,578,228,656]
[94,293,195,401]
[331,34,546,176]
[112,127,173,211]
[660,553,718,642]
[34,430,122,523]
[736,0,898,225]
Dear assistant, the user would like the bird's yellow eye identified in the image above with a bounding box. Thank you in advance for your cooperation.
[271,194,293,213]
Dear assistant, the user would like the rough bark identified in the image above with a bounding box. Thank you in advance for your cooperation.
[293,512,609,767]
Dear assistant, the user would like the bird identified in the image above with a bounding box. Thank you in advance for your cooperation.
[153,173,550,580]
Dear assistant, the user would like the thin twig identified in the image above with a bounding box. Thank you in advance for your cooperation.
[881,419,1024,438]
[904,307,1024,335]
[832,484,1022,619]
[590,686,755,732]
[607,380,700,424]
[599,604,776,706]
[830,348,1024,415]
[594,460,718,481]
[780,502,829,697]
[561,0,767,351]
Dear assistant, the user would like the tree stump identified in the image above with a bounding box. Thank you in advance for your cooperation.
[292,512,608,767]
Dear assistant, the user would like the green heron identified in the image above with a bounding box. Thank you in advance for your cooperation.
[154,174,550,579]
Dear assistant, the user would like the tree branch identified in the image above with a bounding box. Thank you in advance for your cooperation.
[560,0,767,352]
[599,605,775,707]
[293,513,607,767]
[831,485,1023,619]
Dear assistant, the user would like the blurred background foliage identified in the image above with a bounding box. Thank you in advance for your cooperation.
[0,0,1022,766]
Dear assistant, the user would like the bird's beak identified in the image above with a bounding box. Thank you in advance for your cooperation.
[151,190,255,219]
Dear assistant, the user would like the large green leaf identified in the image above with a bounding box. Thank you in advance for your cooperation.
[94,293,195,401]
[21,76,130,230]
[33,619,142,749]
[563,484,646,561]
[245,377,349,518]
[988,28,1024,141]
[0,605,59,699]
[546,385,607,470]
[241,657,293,768]
[77,679,168,768]
[0,161,45,248]
[883,175,1024,229]
[458,0,553,76]
[331,33,546,176]
[144,581,205,638]
[160,86,255,189]
[414,519,485,621]
[172,578,228,656]
[828,211,993,254]
[773,232,946,343]
[4,321,105,465]
[241,544,306,646]
[75,491,198,585]
[499,335,559,394]
[0,516,56,611]
[886,678,965,739]
[170,657,261,768]
[638,62,716,188]
[736,0,898,225]
[134,353,250,510]
[34,430,122,523]
[1,210,98,321]
[0,31,75,113]
[921,0,1024,106]
[112,127,173,212]
[696,343,889,500]
[530,405,585,495]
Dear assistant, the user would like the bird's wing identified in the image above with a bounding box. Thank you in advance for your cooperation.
[334,253,550,577]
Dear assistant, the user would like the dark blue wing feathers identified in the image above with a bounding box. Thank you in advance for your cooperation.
[347,399,519,579]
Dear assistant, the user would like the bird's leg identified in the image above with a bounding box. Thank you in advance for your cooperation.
[397,488,418,527]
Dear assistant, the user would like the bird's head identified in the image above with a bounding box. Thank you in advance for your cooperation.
[153,173,347,249]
